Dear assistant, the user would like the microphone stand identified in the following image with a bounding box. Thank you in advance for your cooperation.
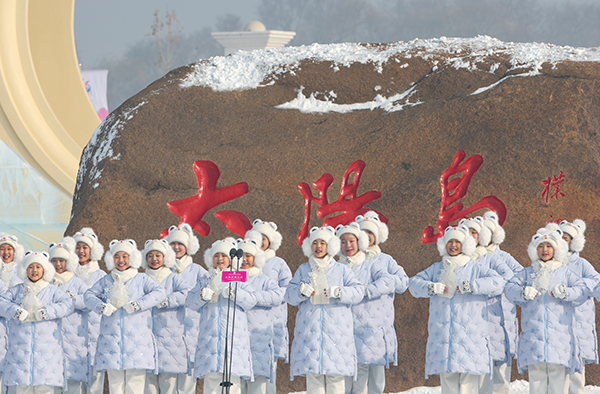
[221,248,243,394]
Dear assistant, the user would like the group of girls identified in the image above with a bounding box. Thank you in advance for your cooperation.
[409,212,600,394]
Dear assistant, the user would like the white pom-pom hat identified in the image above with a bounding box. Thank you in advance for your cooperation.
[335,222,369,255]
[104,239,142,271]
[17,251,55,282]
[527,227,568,263]
[459,217,492,247]
[355,211,389,245]
[559,219,586,253]
[166,223,200,256]
[73,227,105,262]
[301,226,340,258]
[436,225,477,258]
[48,237,79,273]
[245,219,283,251]
[203,238,237,270]
[237,238,267,270]
[142,239,176,269]
[482,211,506,245]
[0,233,25,264]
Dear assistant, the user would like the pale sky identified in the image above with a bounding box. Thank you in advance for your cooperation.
[74,0,262,67]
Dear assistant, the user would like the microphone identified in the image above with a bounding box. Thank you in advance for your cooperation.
[229,248,237,260]
[236,249,243,260]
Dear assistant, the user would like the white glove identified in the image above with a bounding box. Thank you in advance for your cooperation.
[157,300,169,309]
[428,282,447,296]
[221,286,235,299]
[325,286,342,299]
[551,284,567,299]
[523,286,540,301]
[34,308,48,321]
[100,303,117,316]
[15,307,29,322]
[201,288,215,301]
[299,283,315,298]
[458,281,472,294]
[124,300,141,314]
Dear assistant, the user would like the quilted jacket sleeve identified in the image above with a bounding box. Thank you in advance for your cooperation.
[73,279,90,312]
[409,263,438,298]
[0,285,20,319]
[136,276,167,311]
[339,264,364,305]
[231,282,258,311]
[563,268,590,305]
[255,276,285,308]
[285,265,310,307]
[166,274,188,308]
[84,277,108,314]
[277,258,293,288]
[185,278,208,311]
[365,263,395,300]
[385,255,409,294]
[46,287,75,320]
[579,258,600,293]
[504,269,528,306]
[470,265,505,297]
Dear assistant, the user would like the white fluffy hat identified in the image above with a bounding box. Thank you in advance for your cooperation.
[166,223,200,256]
[203,237,237,270]
[335,222,369,255]
[436,225,477,258]
[142,239,176,269]
[237,238,267,270]
[528,226,568,263]
[559,219,586,253]
[482,211,506,245]
[0,232,25,264]
[48,237,79,273]
[301,226,340,258]
[459,217,492,247]
[73,227,105,262]
[355,211,389,245]
[246,219,282,251]
[17,251,55,282]
[104,239,142,271]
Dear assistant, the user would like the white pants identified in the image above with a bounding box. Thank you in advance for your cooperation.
[9,387,54,394]
[176,368,196,394]
[480,360,511,394]
[265,361,277,394]
[528,363,567,394]
[58,380,86,394]
[344,365,385,394]
[145,373,177,394]
[107,369,146,394]
[241,376,268,394]
[566,364,585,394]
[86,371,105,394]
[306,374,346,394]
[204,372,241,394]
[440,373,480,394]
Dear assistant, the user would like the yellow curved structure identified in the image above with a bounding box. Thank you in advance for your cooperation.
[0,0,100,197]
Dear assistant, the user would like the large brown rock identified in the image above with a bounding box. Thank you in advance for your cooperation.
[68,37,600,392]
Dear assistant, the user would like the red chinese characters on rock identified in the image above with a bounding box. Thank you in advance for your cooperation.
[297,160,386,245]
[160,160,252,238]
[540,171,565,204]
[422,150,507,244]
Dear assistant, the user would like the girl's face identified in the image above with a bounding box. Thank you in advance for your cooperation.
[51,258,67,274]
[260,235,270,251]
[76,242,91,265]
[170,242,187,259]
[562,233,572,249]
[241,253,255,269]
[537,242,554,262]
[469,228,479,245]
[340,233,359,257]
[0,244,14,264]
[213,253,230,270]
[446,239,462,256]
[27,263,44,282]
[311,239,328,259]
[146,251,164,270]
[365,230,376,247]
[114,251,130,271]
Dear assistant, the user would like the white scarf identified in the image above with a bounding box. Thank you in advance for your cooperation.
[242,266,261,278]
[471,245,488,261]
[340,251,366,273]
[308,255,333,305]
[52,271,74,286]
[0,261,17,286]
[74,260,100,281]
[486,244,498,254]
[366,245,381,260]
[532,258,562,292]
[173,255,192,275]
[21,278,49,322]
[438,254,471,298]
[146,266,171,284]
[108,268,137,308]
[265,249,276,260]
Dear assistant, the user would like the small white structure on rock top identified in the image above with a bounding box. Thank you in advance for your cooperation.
[211,20,296,55]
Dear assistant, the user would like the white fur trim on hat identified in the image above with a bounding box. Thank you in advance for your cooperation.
[237,238,267,270]
[142,239,176,269]
[459,217,492,247]
[559,219,586,253]
[436,225,477,258]
[166,223,200,256]
[48,237,79,273]
[0,233,25,264]
[301,226,340,258]
[528,227,568,263]
[104,239,142,270]
[246,219,283,251]
[203,238,237,270]
[355,211,389,245]
[17,251,55,282]
[335,222,369,255]
[482,211,506,245]
[73,228,105,262]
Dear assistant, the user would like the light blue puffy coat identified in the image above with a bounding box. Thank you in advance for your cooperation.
[261,254,292,361]
[186,271,257,380]
[84,271,166,372]
[149,272,189,374]
[245,273,285,381]
[78,267,106,372]
[0,267,22,373]
[286,259,364,379]
[0,283,74,387]
[409,259,505,378]
[505,265,588,373]
[54,274,90,382]
[566,252,600,364]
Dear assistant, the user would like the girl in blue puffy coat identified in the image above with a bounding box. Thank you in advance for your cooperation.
[0,250,74,394]
[84,239,166,394]
[141,239,189,394]
[409,225,505,394]
[335,222,396,394]
[505,226,588,394]
[286,226,364,394]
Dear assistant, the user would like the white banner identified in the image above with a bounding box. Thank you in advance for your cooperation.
[81,69,109,120]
